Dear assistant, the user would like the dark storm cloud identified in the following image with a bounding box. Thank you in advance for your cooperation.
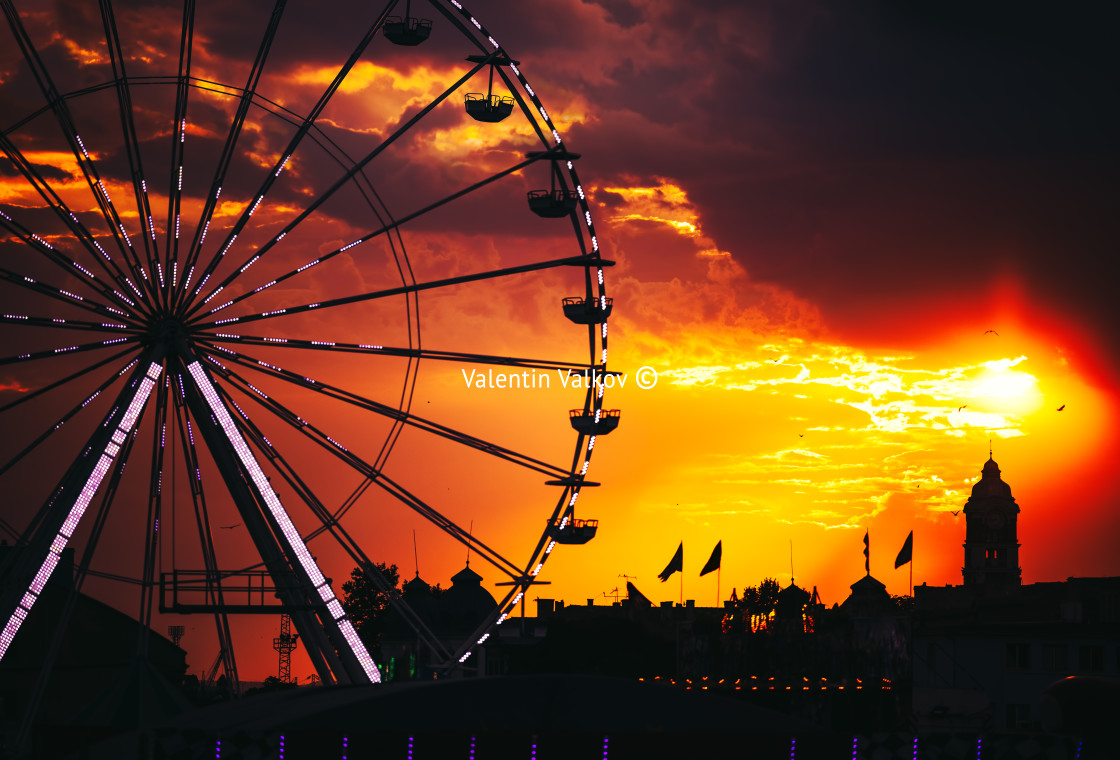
[466,0,1120,378]
[6,0,1115,377]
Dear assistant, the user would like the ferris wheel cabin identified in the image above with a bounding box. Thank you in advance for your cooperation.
[464,53,518,122]
[548,517,598,545]
[562,296,613,324]
[527,188,580,217]
[568,408,621,435]
[382,16,432,46]
[465,93,515,122]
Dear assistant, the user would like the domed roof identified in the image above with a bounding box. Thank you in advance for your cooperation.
[840,573,894,616]
[441,563,497,634]
[970,456,1014,499]
[402,574,431,596]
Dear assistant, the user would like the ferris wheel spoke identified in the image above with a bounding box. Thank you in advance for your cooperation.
[372,469,525,580]
[204,331,601,375]
[0,355,141,549]
[174,0,289,311]
[199,342,572,479]
[0,266,136,324]
[0,211,139,313]
[0,335,139,368]
[170,383,243,688]
[180,2,399,311]
[195,254,609,330]
[2,0,158,305]
[184,54,499,316]
[98,0,163,301]
[0,314,137,336]
[215,384,456,662]
[0,348,135,417]
[199,147,561,319]
[200,353,522,579]
[0,133,147,311]
[162,1,196,305]
[0,354,141,481]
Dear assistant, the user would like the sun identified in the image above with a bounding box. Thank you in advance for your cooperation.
[969,358,1043,414]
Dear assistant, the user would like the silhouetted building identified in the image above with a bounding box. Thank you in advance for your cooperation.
[913,456,1120,732]
[0,545,189,748]
[380,562,497,680]
[962,456,1022,588]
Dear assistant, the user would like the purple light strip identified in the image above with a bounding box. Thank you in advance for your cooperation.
[185,361,380,683]
[0,361,162,661]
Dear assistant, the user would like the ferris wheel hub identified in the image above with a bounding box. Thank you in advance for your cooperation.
[144,314,190,353]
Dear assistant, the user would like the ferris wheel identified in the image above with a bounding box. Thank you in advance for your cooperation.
[0,0,616,689]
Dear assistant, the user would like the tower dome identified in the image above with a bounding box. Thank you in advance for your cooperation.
[971,456,1013,499]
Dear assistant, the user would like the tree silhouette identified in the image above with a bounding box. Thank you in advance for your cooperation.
[339,563,445,660]
[722,577,782,633]
[340,562,400,657]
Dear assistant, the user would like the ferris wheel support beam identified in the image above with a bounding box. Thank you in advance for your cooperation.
[0,355,162,663]
[177,355,381,685]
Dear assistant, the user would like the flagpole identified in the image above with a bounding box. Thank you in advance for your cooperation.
[910,536,914,597]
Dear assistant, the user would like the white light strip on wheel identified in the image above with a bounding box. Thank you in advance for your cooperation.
[185,361,381,684]
[0,362,162,662]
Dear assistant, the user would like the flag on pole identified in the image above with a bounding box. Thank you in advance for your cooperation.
[700,541,722,576]
[863,529,870,574]
[658,542,683,582]
[894,530,913,568]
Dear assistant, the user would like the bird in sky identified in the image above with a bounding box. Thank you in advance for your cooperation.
[984,329,999,335]
[950,510,961,517]
[958,405,967,412]
[219,523,241,530]
[798,433,804,437]
[1057,404,1066,411]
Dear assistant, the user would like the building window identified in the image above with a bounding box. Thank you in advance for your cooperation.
[1042,644,1068,673]
[1006,703,1031,730]
[1078,645,1104,673]
[1006,642,1030,671]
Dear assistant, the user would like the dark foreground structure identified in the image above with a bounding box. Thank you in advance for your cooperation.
[41,675,1097,760]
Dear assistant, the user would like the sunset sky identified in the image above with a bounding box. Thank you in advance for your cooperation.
[1,0,1116,681]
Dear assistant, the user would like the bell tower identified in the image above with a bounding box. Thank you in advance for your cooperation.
[962,454,1021,587]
